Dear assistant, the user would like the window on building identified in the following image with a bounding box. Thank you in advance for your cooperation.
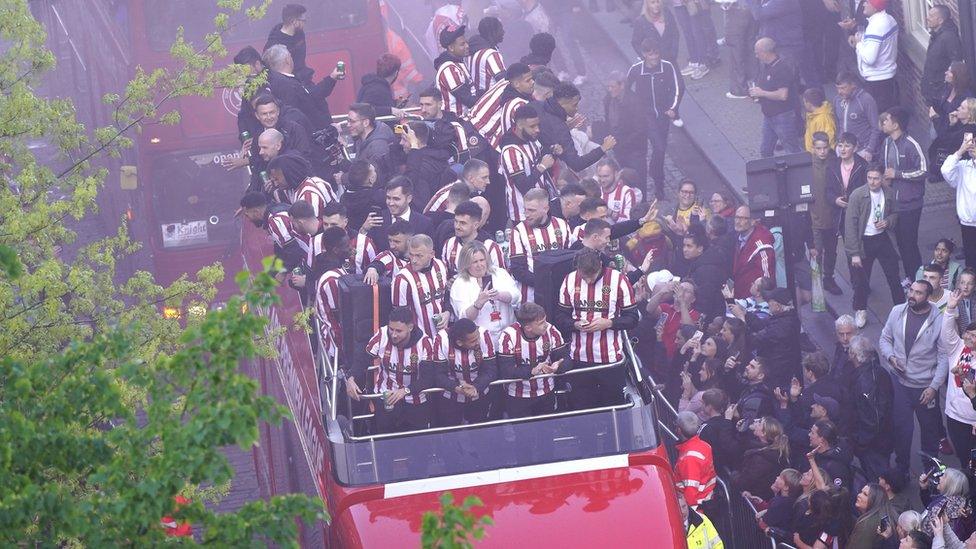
[901,0,933,54]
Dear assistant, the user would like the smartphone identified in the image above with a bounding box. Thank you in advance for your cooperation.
[879,515,890,532]
[691,330,704,342]
[966,132,974,143]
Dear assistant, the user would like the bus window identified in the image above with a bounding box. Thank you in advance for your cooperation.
[143,0,368,52]
[150,150,246,249]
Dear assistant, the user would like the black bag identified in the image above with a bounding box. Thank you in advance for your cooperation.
[531,249,579,332]
[337,274,392,382]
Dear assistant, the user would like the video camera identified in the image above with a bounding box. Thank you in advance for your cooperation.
[920,452,947,484]
[312,125,344,168]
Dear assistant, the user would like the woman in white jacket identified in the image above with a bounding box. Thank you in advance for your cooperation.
[450,241,520,344]
[942,128,976,266]
[940,290,976,470]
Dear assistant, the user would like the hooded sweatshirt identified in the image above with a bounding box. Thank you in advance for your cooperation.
[804,101,836,152]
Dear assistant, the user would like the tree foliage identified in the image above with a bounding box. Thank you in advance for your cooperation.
[0,0,322,544]
[421,492,493,549]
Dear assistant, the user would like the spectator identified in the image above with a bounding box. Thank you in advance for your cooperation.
[828,132,868,247]
[847,334,894,480]
[647,279,702,363]
[954,268,976,332]
[943,135,976,267]
[921,240,963,292]
[806,419,852,491]
[678,492,725,548]
[881,107,928,281]
[708,191,735,220]
[672,0,711,80]
[833,73,882,161]
[792,488,847,549]
[731,415,790,500]
[675,411,718,510]
[879,279,947,478]
[751,38,803,157]
[809,132,843,295]
[699,388,743,471]
[941,289,976,470]
[923,263,951,311]
[933,94,976,186]
[919,467,974,541]
[830,314,858,386]
[603,71,648,192]
[851,0,899,113]
[674,232,728,320]
[848,483,893,549]
[679,338,727,420]
[449,241,520,344]
[265,3,312,83]
[751,0,804,84]
[732,287,800,390]
[730,357,776,431]
[731,205,776,299]
[773,352,844,456]
[754,468,802,533]
[880,469,912,516]
[346,103,396,178]
[533,82,615,175]
[630,0,679,63]
[844,164,905,328]
[626,37,683,200]
[923,6,964,119]
[722,0,757,100]
[931,61,974,138]
[803,89,836,153]
[356,53,405,112]
[878,510,921,547]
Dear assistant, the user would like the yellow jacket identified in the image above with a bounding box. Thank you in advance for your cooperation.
[804,101,836,152]
[687,510,724,549]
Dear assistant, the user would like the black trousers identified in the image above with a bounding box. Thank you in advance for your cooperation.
[894,207,922,279]
[648,116,671,199]
[374,399,431,434]
[961,224,976,268]
[864,78,898,115]
[851,233,904,310]
[569,359,628,410]
[813,228,839,279]
[434,394,490,427]
[506,392,558,419]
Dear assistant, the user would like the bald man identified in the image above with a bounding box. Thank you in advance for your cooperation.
[749,38,802,158]
[258,128,284,162]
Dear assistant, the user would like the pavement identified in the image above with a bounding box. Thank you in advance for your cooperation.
[586,7,965,354]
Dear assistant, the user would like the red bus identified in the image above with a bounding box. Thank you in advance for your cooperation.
[240,222,686,547]
[126,0,386,304]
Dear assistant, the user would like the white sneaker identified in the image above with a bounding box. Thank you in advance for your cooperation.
[680,63,699,76]
[855,309,867,328]
[691,64,710,80]
[726,91,749,99]
[672,118,684,128]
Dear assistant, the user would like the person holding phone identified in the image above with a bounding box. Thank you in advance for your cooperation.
[941,289,976,471]
[942,125,976,267]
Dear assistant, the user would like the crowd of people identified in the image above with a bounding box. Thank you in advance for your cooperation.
[222,1,976,547]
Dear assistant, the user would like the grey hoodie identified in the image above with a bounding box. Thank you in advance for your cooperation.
[878,302,948,390]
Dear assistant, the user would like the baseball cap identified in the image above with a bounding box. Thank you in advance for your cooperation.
[761,287,793,306]
[812,394,840,420]
[439,24,466,49]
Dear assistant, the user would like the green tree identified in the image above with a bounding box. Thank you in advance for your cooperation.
[0,0,321,544]
[421,492,493,548]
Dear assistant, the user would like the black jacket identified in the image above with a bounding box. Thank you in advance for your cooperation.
[267,70,336,131]
[246,119,311,192]
[341,185,385,233]
[700,416,742,471]
[630,10,680,62]
[625,58,684,119]
[747,308,801,390]
[731,445,790,500]
[368,208,434,252]
[683,245,731,321]
[922,21,963,106]
[531,97,606,172]
[603,89,647,152]
[811,445,853,490]
[736,382,776,430]
[385,145,453,208]
[356,73,395,110]
[265,25,311,82]
[850,357,894,452]
[826,155,867,234]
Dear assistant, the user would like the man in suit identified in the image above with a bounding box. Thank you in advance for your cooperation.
[262,44,341,132]
[364,176,434,252]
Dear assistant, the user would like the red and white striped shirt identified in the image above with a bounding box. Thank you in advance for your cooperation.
[601,180,638,222]
[558,267,637,364]
[441,237,506,274]
[266,210,296,249]
[435,59,473,117]
[371,250,407,278]
[424,184,453,214]
[509,216,571,301]
[393,258,450,336]
[498,322,566,398]
[432,327,496,403]
[469,47,506,97]
[307,231,376,274]
[366,327,435,405]
[467,80,528,150]
[500,137,551,223]
[290,176,338,218]
[314,267,347,358]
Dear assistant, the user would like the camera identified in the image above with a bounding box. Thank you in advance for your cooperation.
[312,125,343,168]
[921,453,947,483]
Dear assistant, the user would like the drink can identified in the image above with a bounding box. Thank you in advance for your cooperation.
[432,313,443,326]
[239,130,250,143]
[336,61,346,79]
[292,267,303,276]
[259,170,271,186]
[495,230,505,243]
[614,254,625,271]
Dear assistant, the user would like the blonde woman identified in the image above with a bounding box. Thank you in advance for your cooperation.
[730,416,790,500]
[449,241,519,344]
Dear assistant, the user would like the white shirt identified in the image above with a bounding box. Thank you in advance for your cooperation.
[856,11,898,81]
[864,189,885,236]
[449,268,520,344]
[943,153,976,227]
